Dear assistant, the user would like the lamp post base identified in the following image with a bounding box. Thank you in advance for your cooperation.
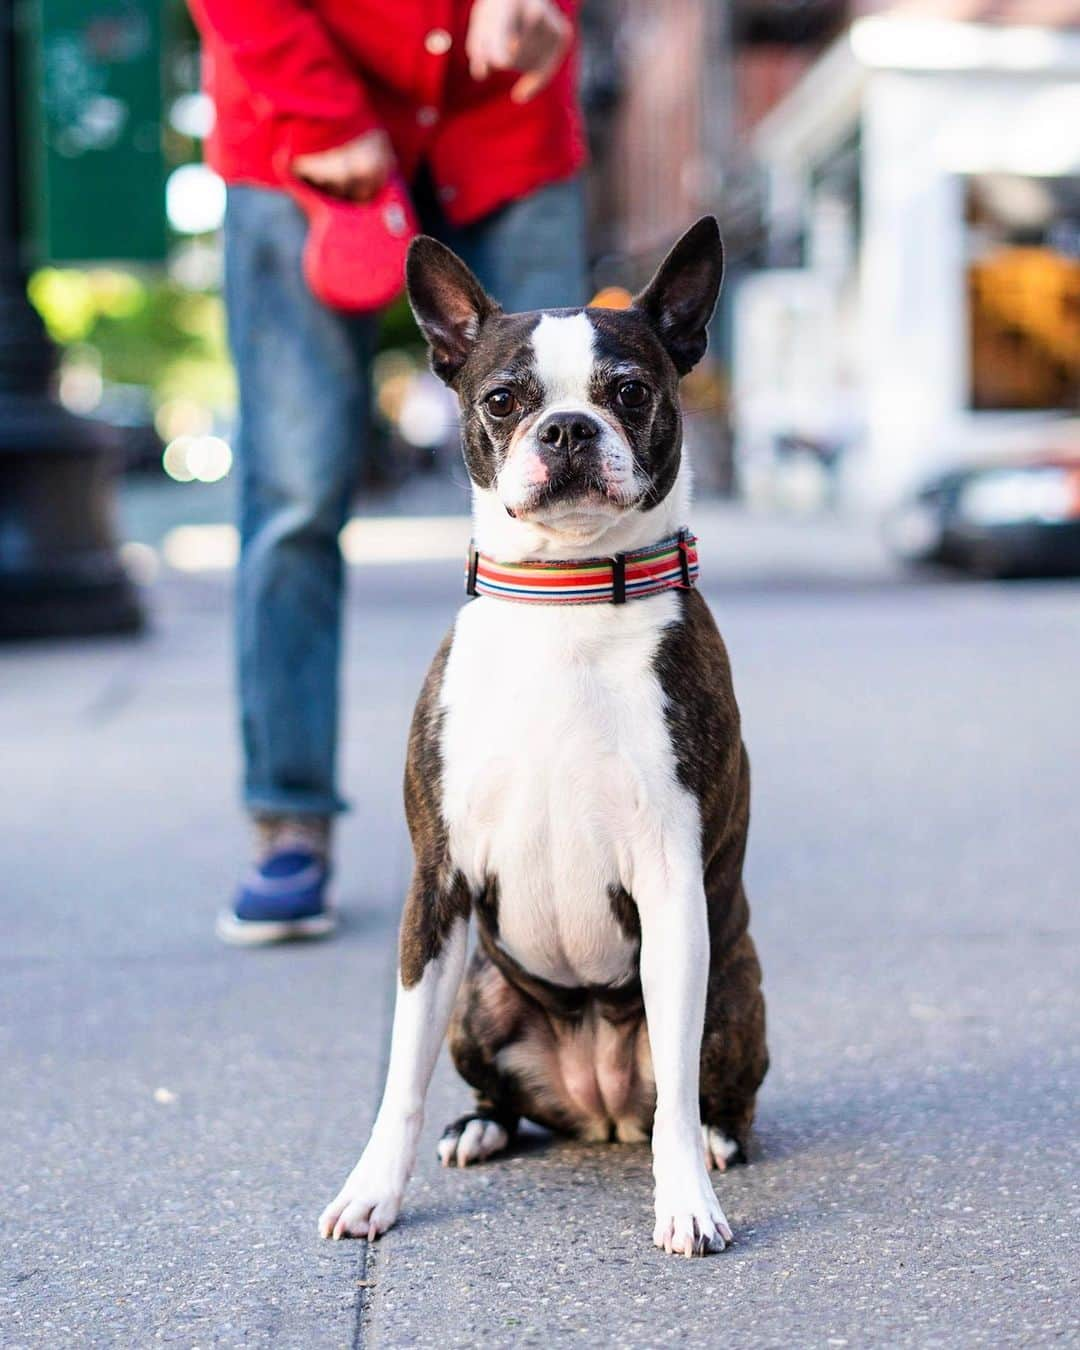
[0,394,143,641]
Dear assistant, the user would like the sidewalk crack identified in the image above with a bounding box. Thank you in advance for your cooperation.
[351,1242,377,1349]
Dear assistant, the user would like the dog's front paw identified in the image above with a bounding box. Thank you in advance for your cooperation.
[653,1163,734,1256]
[437,1113,509,1167]
[318,1146,407,1241]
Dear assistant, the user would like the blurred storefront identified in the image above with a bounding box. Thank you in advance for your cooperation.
[739,5,1080,511]
[583,0,848,493]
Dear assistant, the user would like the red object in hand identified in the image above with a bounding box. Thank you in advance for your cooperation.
[282,169,418,312]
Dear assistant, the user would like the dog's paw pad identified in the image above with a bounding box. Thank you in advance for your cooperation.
[702,1125,744,1173]
[437,1115,509,1168]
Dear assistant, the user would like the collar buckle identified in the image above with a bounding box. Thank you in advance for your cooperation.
[610,552,627,605]
[676,528,692,588]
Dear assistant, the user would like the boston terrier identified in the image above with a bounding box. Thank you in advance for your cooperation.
[319,217,768,1257]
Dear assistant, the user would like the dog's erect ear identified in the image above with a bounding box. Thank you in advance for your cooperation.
[406,236,499,384]
[632,216,724,376]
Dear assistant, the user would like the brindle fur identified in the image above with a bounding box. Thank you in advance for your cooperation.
[398,631,469,988]
[656,589,769,1142]
[398,589,768,1149]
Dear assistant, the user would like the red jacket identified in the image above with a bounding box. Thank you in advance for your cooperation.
[188,0,585,227]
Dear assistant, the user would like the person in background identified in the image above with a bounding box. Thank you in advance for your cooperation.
[187,0,587,943]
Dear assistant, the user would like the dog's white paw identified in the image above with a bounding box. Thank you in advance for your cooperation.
[653,1143,734,1257]
[653,1182,733,1256]
[437,1115,509,1168]
[702,1124,742,1172]
[318,1144,408,1241]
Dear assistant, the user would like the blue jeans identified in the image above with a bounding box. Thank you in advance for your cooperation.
[224,175,586,817]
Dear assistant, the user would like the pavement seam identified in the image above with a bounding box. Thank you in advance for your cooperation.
[350,1242,376,1350]
[354,826,412,1348]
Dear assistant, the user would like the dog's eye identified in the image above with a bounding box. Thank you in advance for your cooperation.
[484,388,518,418]
[616,380,649,409]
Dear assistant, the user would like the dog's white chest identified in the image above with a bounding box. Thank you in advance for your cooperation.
[439,594,683,988]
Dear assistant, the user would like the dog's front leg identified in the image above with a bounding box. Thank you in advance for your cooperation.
[318,889,468,1242]
[636,839,733,1256]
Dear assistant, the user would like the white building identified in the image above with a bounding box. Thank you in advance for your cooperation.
[737,6,1080,511]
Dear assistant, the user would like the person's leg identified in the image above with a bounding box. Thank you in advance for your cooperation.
[433,176,588,314]
[222,186,376,930]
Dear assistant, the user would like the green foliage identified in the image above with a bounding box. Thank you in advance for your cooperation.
[28,266,235,412]
[28,266,423,418]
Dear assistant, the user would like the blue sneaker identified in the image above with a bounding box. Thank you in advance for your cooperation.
[216,822,336,946]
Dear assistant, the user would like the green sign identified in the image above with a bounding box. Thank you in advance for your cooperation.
[19,0,167,264]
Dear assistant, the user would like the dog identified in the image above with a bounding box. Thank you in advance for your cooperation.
[318,217,768,1257]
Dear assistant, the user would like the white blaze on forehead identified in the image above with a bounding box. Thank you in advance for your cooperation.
[530,312,596,405]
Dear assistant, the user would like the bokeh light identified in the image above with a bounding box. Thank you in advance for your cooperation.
[162,433,232,483]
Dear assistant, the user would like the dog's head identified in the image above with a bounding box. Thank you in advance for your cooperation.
[406,217,723,547]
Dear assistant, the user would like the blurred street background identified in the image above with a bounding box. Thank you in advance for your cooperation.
[2,0,1079,1345]
[2,0,1078,601]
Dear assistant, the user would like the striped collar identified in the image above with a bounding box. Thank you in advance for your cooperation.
[465,529,699,605]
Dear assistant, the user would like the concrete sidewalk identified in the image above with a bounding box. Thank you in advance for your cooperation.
[3,505,1078,1346]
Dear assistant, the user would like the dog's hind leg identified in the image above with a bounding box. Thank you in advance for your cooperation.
[437,1111,514,1167]
[439,949,524,1167]
[698,929,769,1169]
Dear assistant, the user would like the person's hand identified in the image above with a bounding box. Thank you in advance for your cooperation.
[291,129,395,201]
[466,0,572,104]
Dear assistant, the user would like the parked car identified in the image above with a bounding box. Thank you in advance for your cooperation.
[885,452,1080,578]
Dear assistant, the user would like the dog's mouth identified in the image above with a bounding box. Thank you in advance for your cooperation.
[504,471,641,522]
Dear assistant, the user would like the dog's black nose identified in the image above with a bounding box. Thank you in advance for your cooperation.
[536,410,601,454]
